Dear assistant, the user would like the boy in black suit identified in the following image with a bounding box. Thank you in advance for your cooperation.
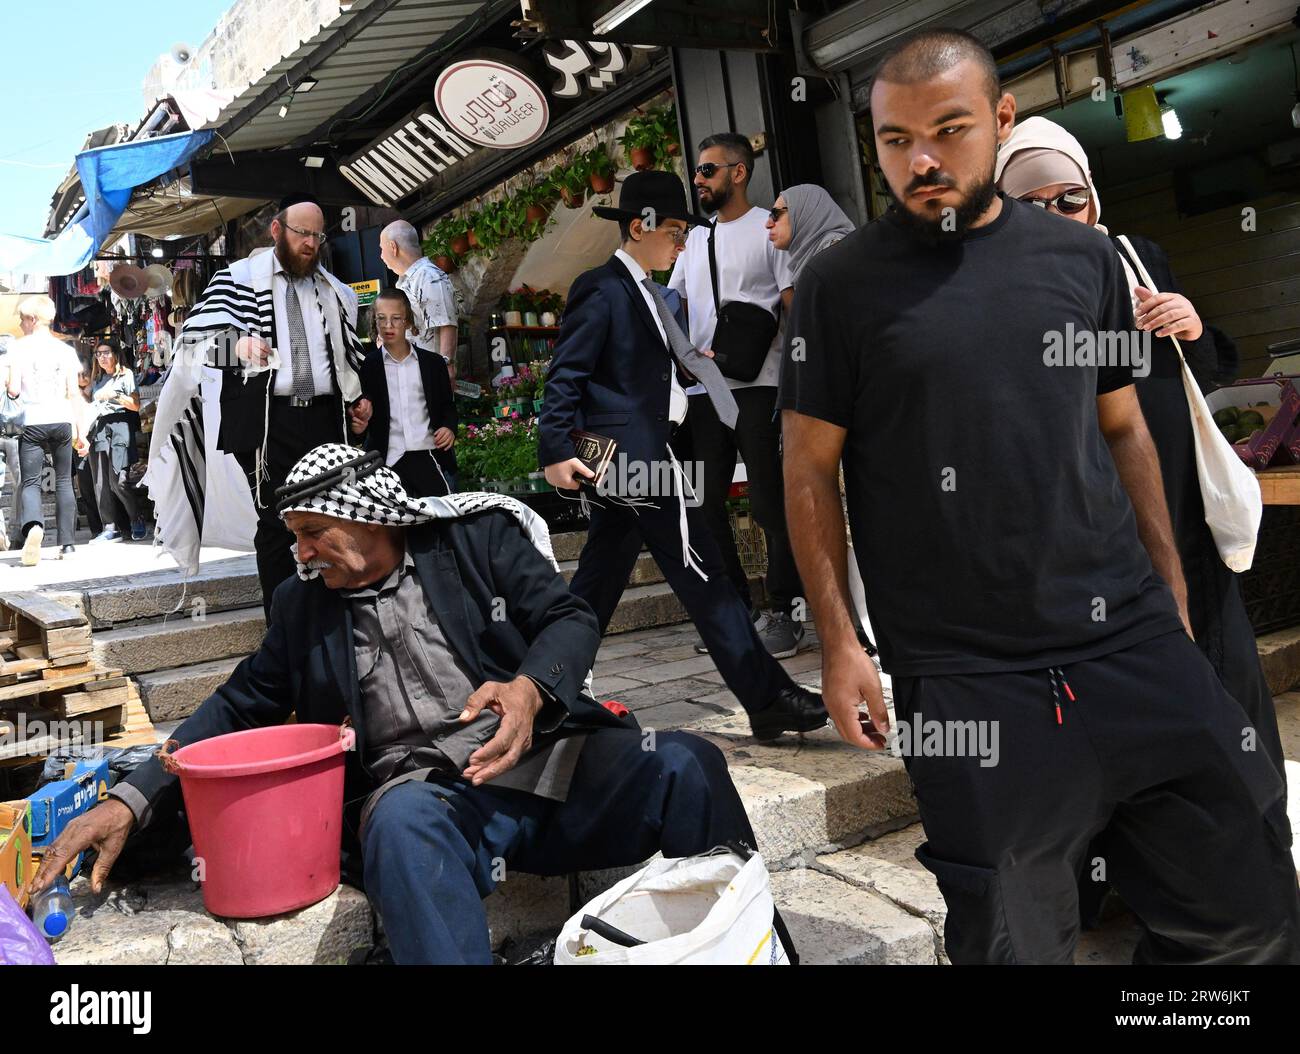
[353,289,457,496]
[540,171,826,741]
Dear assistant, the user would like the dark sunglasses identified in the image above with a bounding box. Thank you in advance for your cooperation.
[1020,188,1091,215]
[767,206,788,223]
[694,161,741,179]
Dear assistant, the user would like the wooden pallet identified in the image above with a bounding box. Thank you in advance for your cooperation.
[0,594,156,763]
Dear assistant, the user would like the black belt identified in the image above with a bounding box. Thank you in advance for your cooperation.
[272,393,334,408]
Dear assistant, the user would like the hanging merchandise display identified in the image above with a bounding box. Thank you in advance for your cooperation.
[108,264,149,299]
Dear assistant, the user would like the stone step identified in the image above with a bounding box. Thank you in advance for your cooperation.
[1259,626,1300,696]
[550,530,587,563]
[557,552,663,587]
[93,607,266,676]
[41,555,261,628]
[136,656,245,723]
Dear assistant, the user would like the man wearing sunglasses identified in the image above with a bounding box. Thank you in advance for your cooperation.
[150,193,371,618]
[666,133,807,662]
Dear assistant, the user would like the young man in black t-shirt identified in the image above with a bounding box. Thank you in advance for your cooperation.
[779,29,1299,964]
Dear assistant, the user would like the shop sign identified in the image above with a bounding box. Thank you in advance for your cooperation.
[541,40,660,100]
[339,104,477,208]
[349,279,380,307]
[434,59,549,151]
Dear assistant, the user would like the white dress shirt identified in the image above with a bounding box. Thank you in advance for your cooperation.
[614,248,686,425]
[382,344,436,465]
[271,255,333,396]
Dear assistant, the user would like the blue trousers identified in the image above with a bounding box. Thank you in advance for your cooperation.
[362,729,756,964]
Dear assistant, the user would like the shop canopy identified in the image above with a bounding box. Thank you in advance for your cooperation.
[0,129,214,277]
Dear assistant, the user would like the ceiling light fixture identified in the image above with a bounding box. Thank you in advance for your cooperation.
[296,77,318,93]
[1160,104,1182,141]
[151,246,165,259]
[303,156,325,169]
[593,0,655,35]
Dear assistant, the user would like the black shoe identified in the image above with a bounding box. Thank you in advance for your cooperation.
[59,544,75,559]
[749,685,828,742]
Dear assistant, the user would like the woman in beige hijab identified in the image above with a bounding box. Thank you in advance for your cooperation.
[996,116,1286,913]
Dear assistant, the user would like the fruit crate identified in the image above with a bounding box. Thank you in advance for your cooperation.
[1240,505,1300,635]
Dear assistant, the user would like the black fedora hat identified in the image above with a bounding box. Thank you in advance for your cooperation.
[592,170,710,227]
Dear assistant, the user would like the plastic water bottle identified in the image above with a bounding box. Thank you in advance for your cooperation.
[31,877,73,942]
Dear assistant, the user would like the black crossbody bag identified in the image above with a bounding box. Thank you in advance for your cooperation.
[706,220,778,382]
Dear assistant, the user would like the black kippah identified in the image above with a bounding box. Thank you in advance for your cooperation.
[277,191,323,213]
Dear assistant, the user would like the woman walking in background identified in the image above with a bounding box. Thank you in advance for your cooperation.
[85,338,148,543]
[3,295,87,564]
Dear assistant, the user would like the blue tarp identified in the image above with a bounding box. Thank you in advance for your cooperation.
[0,129,214,277]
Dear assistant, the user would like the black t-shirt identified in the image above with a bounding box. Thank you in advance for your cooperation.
[778,195,1182,676]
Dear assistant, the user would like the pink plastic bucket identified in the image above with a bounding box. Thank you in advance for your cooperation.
[168,723,355,919]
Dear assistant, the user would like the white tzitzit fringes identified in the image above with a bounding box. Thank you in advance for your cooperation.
[667,444,708,581]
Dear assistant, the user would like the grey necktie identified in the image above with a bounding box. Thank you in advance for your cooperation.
[284,277,315,400]
[641,278,738,429]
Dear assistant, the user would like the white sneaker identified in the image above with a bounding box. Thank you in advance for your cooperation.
[21,525,43,566]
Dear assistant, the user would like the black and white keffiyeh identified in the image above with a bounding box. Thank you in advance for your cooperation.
[278,444,559,580]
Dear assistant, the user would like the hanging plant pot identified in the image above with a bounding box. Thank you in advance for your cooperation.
[630,146,654,171]
[466,229,481,250]
[433,255,457,274]
[525,203,550,224]
[560,185,587,209]
[589,170,615,193]
[450,234,470,255]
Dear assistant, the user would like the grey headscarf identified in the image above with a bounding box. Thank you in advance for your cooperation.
[781,184,856,280]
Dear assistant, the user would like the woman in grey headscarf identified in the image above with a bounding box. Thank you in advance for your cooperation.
[766,184,856,280]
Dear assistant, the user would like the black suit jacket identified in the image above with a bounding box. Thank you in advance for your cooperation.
[539,256,688,469]
[358,345,458,473]
[122,512,633,835]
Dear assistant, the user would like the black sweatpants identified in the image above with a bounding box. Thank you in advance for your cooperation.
[894,629,1298,964]
[233,397,345,618]
[685,387,803,615]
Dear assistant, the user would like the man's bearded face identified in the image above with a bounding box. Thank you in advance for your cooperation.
[274,226,320,278]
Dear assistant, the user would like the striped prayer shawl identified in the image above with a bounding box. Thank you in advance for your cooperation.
[145,249,364,576]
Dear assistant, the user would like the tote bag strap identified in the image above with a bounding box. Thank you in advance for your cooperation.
[1113,234,1188,366]
[707,220,722,313]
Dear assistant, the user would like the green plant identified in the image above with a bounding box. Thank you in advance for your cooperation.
[553,156,590,205]
[621,104,680,170]
[471,201,511,254]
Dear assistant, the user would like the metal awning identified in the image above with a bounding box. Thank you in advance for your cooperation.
[206,0,493,152]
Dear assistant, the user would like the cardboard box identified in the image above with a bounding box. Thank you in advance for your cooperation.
[27,758,109,879]
[1205,376,1300,469]
[0,800,31,907]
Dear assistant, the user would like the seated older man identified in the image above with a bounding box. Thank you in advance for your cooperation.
[32,444,756,964]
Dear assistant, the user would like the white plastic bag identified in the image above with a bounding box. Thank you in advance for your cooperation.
[1116,235,1262,572]
[554,847,792,965]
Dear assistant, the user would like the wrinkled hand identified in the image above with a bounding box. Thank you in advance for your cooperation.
[29,798,135,897]
[822,644,890,750]
[544,458,595,491]
[1134,287,1202,341]
[433,426,455,450]
[234,335,274,369]
[349,397,373,435]
[459,676,543,785]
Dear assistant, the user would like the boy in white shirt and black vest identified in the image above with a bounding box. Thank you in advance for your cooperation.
[353,289,457,497]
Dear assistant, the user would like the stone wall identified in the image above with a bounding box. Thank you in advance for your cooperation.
[144,0,344,104]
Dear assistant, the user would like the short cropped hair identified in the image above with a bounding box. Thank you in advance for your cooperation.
[698,132,755,178]
[873,27,1001,108]
[17,295,56,324]
[380,219,421,255]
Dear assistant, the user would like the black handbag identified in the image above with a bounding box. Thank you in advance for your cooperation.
[706,221,778,382]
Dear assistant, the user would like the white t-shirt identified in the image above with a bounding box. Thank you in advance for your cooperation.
[8,330,81,426]
[667,205,794,390]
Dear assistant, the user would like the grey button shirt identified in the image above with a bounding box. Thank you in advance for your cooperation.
[346,550,585,833]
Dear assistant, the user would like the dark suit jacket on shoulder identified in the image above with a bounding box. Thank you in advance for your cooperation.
[120,512,632,832]
[539,255,687,470]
